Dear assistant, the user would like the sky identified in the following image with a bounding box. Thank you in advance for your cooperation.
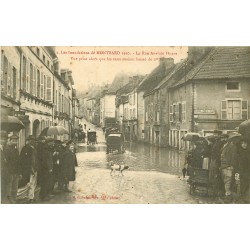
[56,46,188,92]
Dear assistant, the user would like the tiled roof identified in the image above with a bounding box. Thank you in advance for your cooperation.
[172,47,250,88]
[194,47,250,79]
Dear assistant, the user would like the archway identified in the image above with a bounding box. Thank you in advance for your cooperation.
[33,119,40,138]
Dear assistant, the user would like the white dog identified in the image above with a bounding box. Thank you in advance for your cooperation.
[109,161,129,176]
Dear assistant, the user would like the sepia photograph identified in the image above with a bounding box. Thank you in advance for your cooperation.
[1,46,250,204]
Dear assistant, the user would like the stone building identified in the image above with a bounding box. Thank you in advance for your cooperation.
[168,46,250,149]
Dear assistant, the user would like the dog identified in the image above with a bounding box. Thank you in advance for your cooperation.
[109,161,129,176]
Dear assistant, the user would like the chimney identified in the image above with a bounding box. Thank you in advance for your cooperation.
[159,57,175,69]
[188,47,214,65]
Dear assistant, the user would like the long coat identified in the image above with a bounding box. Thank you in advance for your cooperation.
[19,144,38,186]
[62,149,78,182]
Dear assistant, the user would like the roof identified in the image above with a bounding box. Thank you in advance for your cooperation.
[137,63,166,93]
[144,60,187,96]
[137,60,176,96]
[172,47,250,88]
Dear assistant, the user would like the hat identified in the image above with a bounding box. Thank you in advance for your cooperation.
[228,132,242,142]
[220,134,229,139]
[66,140,73,146]
[0,131,8,139]
[26,135,35,141]
[39,136,46,141]
[9,135,19,140]
[45,138,54,143]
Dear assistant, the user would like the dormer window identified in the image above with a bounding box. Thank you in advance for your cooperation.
[226,82,240,91]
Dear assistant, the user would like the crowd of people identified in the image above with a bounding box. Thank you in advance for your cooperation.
[184,131,250,203]
[1,131,78,204]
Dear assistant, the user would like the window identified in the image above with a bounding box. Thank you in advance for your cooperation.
[169,105,173,122]
[178,103,182,122]
[22,56,26,90]
[26,59,30,92]
[44,75,46,99]
[46,76,52,101]
[221,99,248,120]
[47,60,50,68]
[37,47,40,57]
[173,104,177,121]
[34,67,36,96]
[30,63,33,95]
[7,61,11,96]
[40,72,44,99]
[226,82,240,91]
[182,102,186,122]
[156,111,160,122]
[37,69,40,98]
[2,56,8,94]
[43,55,45,63]
[12,67,17,99]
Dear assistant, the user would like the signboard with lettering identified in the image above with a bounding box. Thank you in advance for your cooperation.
[194,109,216,115]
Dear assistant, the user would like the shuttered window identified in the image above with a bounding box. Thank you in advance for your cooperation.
[37,69,40,98]
[34,67,36,97]
[41,72,44,99]
[7,62,11,96]
[30,63,33,95]
[3,56,8,94]
[221,99,248,120]
[46,76,52,101]
[26,59,30,92]
[44,75,46,99]
[221,100,227,119]
[169,105,173,122]
[22,56,26,90]
[1,53,4,93]
[242,100,248,120]
[12,67,17,99]
[182,102,186,122]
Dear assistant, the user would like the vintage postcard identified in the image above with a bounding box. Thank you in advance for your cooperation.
[1,46,250,204]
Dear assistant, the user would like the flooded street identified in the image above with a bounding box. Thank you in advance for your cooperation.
[77,142,185,176]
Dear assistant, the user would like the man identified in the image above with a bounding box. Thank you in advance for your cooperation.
[4,134,20,203]
[39,138,54,201]
[19,135,38,203]
[1,131,8,204]
[220,134,239,201]
[62,141,78,192]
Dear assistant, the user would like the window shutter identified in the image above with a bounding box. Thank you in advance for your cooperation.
[242,100,248,120]
[34,67,36,97]
[46,76,52,101]
[221,100,227,120]
[41,72,44,99]
[169,105,173,122]
[182,102,186,122]
[26,60,30,92]
[179,103,182,122]
[37,69,40,98]
[7,62,11,96]
[30,64,33,95]
[1,52,4,92]
[44,75,46,100]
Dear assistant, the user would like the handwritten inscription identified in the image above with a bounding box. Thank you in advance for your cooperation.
[73,194,120,201]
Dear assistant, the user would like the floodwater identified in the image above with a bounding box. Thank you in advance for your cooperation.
[76,141,185,176]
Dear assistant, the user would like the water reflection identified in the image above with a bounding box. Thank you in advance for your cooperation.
[76,142,185,176]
